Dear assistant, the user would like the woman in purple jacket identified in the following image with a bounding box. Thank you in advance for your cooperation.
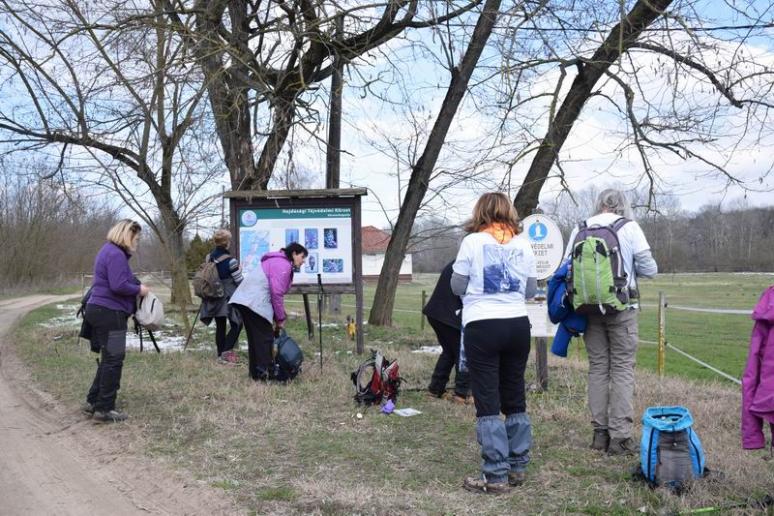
[83,219,150,422]
[230,243,307,381]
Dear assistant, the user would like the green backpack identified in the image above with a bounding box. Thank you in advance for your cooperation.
[567,218,632,315]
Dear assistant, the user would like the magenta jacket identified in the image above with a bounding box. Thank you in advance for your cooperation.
[260,251,293,323]
[742,285,774,449]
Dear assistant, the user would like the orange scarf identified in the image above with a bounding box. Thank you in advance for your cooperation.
[481,222,514,244]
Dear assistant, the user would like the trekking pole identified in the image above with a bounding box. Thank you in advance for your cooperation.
[183,302,202,351]
[317,273,324,371]
[146,329,161,354]
[135,318,144,352]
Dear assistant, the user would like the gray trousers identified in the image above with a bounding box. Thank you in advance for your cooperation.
[584,309,638,439]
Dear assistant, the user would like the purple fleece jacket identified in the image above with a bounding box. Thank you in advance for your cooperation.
[88,242,141,314]
[261,251,293,323]
[742,285,774,449]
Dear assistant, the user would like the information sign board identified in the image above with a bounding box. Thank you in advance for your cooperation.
[518,215,564,280]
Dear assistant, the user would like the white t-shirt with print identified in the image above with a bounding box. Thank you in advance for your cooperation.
[453,232,537,326]
[564,212,651,291]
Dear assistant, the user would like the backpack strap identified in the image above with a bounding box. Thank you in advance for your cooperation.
[611,217,631,232]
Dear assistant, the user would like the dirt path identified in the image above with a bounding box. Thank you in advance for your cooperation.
[0,295,235,515]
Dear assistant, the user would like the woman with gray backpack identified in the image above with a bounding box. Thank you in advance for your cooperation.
[197,229,244,365]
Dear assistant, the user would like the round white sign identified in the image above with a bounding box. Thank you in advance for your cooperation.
[518,214,564,280]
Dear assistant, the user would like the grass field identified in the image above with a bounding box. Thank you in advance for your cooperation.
[10,272,774,514]
[311,272,772,384]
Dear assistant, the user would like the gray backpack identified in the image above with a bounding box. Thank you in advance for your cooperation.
[192,254,230,299]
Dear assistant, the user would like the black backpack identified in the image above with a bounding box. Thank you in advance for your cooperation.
[273,330,303,381]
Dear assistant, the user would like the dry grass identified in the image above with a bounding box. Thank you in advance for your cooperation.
[14,298,774,515]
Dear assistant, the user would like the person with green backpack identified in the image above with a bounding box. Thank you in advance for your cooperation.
[565,189,657,455]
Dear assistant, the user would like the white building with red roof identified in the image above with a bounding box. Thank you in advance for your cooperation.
[361,226,413,281]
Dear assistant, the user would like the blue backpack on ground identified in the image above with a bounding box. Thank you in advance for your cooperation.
[640,406,706,492]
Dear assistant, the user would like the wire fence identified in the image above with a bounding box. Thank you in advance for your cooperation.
[645,293,747,385]
[107,272,752,386]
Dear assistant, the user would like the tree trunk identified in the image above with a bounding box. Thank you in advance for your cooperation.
[158,202,193,332]
[193,1,256,191]
[513,0,673,217]
[368,0,502,326]
[248,94,297,191]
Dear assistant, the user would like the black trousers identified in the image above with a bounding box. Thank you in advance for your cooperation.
[234,305,274,380]
[215,316,241,356]
[427,317,470,397]
[84,304,128,412]
[464,316,531,418]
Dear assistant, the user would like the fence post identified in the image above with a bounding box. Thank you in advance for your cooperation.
[420,289,427,330]
[658,291,667,378]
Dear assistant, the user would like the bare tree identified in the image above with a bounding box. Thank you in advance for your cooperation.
[507,0,774,216]
[161,0,486,191]
[0,0,223,316]
[0,159,118,290]
[369,0,509,326]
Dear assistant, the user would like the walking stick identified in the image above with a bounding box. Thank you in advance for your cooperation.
[317,273,324,371]
[183,303,202,351]
[146,329,161,353]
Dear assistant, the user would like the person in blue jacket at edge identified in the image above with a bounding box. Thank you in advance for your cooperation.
[547,259,587,358]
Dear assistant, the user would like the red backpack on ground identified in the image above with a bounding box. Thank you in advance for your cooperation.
[351,350,401,406]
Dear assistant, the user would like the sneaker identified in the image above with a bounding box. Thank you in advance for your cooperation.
[607,437,637,456]
[463,475,511,495]
[508,470,527,486]
[591,429,610,451]
[217,350,239,366]
[93,410,128,423]
[80,402,95,415]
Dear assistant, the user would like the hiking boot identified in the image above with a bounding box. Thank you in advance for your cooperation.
[591,429,610,451]
[508,470,527,486]
[426,390,451,401]
[93,410,128,423]
[607,437,637,456]
[463,475,511,495]
[80,402,95,415]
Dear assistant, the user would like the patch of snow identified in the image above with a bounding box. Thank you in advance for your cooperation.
[412,346,442,355]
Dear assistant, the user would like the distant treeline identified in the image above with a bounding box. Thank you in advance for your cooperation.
[639,206,774,273]
[0,178,170,291]
[410,204,774,274]
[3,177,771,292]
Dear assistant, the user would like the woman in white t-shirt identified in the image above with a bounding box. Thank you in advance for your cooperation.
[451,192,537,494]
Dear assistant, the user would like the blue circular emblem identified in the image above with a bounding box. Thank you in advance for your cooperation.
[241,210,257,227]
[528,222,547,242]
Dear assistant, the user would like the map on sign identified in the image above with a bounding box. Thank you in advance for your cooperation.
[238,206,353,284]
[240,230,270,274]
[518,215,564,280]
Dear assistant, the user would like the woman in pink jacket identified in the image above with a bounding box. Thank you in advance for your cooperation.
[742,285,774,450]
[230,243,307,381]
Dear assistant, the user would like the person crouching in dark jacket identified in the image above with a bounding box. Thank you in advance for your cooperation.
[424,261,471,404]
[83,219,150,423]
